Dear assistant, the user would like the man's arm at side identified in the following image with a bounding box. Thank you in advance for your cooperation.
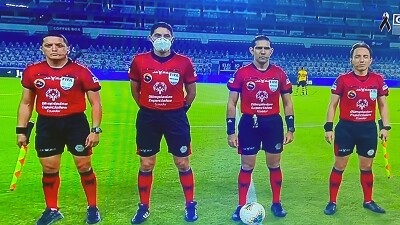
[281,93,294,116]
[17,88,36,127]
[16,88,35,147]
[130,80,140,106]
[226,91,239,119]
[184,82,197,105]
[87,91,102,128]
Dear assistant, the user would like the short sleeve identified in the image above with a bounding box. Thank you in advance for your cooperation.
[128,57,140,82]
[377,75,389,96]
[227,70,242,92]
[280,70,292,94]
[81,67,101,92]
[331,75,344,96]
[183,58,198,84]
[21,67,35,90]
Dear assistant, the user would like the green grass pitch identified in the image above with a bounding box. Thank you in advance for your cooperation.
[0,77,399,225]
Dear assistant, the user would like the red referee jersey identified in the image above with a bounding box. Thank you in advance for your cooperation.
[331,71,389,122]
[227,63,292,116]
[21,60,101,116]
[129,51,198,110]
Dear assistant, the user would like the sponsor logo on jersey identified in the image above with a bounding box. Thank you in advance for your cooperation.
[356,99,369,110]
[369,89,377,101]
[347,90,356,99]
[331,83,337,90]
[256,91,268,102]
[45,88,61,101]
[153,82,167,94]
[168,72,180,85]
[144,73,152,83]
[92,76,99,83]
[44,76,60,81]
[246,81,256,90]
[269,80,279,92]
[34,79,45,89]
[60,76,75,90]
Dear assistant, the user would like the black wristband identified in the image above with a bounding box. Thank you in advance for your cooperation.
[324,122,333,132]
[285,115,295,132]
[16,127,27,135]
[226,118,236,135]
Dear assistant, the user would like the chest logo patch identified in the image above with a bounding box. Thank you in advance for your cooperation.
[168,72,180,85]
[34,79,45,89]
[144,73,152,83]
[369,89,377,101]
[256,91,269,102]
[269,80,279,92]
[46,88,61,101]
[246,81,256,90]
[60,77,75,90]
[347,90,356,99]
[356,99,368,110]
[153,82,167,94]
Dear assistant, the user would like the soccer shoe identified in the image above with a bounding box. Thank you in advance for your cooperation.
[271,203,287,217]
[185,201,198,222]
[324,202,337,215]
[86,206,101,224]
[363,201,386,213]
[36,208,64,225]
[231,205,242,221]
[131,203,150,224]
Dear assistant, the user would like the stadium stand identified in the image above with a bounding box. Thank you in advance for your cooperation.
[0,0,399,81]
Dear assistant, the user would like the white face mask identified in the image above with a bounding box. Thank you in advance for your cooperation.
[152,37,172,52]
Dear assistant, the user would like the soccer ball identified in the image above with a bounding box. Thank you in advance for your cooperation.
[240,202,266,225]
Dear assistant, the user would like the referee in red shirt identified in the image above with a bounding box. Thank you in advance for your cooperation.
[226,35,295,220]
[324,42,390,215]
[129,22,198,224]
[16,33,102,225]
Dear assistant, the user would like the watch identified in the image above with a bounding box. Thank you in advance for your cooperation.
[288,127,295,133]
[382,126,391,131]
[91,127,102,134]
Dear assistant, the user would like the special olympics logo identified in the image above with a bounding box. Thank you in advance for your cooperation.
[45,88,61,101]
[256,91,268,102]
[153,82,167,94]
[356,99,368,110]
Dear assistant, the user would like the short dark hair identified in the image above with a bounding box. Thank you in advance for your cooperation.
[251,35,271,47]
[150,22,173,36]
[42,32,69,46]
[350,42,372,58]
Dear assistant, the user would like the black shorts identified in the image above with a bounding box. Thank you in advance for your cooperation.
[136,107,191,157]
[334,120,378,158]
[35,113,91,158]
[238,114,284,155]
[297,81,307,87]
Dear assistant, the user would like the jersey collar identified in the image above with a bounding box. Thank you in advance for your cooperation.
[251,63,272,72]
[151,50,175,63]
[351,71,370,81]
[45,59,72,70]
